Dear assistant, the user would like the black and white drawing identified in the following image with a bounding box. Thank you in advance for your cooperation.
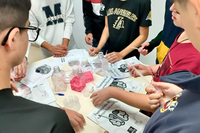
[110,81,127,90]
[118,64,129,73]
[108,110,129,127]
[35,64,51,74]
[127,126,137,133]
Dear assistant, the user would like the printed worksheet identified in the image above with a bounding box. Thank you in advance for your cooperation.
[95,75,145,93]
[110,78,145,93]
[94,75,114,91]
[21,60,57,88]
[88,100,149,133]
[15,80,55,105]
[108,56,143,79]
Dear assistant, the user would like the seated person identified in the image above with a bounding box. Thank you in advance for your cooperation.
[0,1,85,132]
[29,0,78,58]
[90,3,200,113]
[88,0,151,64]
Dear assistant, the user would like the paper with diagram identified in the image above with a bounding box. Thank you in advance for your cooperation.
[88,100,149,133]
[108,56,143,79]
[21,60,57,88]
[95,75,145,93]
[15,80,55,105]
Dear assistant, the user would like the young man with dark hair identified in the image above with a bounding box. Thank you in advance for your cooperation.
[144,1,200,132]
[0,0,85,132]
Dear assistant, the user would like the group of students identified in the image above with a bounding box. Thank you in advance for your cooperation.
[2,0,200,132]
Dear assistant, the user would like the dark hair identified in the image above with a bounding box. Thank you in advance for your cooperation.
[0,0,31,33]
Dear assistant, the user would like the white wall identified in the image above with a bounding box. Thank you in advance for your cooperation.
[73,0,166,65]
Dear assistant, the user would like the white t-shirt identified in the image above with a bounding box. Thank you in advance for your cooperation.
[29,0,77,58]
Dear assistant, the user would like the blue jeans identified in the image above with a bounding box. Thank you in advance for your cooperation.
[92,38,107,54]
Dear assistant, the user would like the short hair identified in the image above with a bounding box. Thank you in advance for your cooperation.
[0,0,31,33]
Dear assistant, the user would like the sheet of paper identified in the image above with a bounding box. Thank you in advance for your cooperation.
[94,75,114,91]
[109,78,145,93]
[88,100,149,133]
[53,57,68,65]
[21,60,57,88]
[108,56,143,79]
[15,80,55,105]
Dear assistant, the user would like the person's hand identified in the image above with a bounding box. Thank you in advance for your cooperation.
[138,42,149,56]
[13,57,27,81]
[61,107,86,132]
[50,44,68,57]
[106,52,123,64]
[10,77,18,92]
[85,33,93,45]
[88,47,100,56]
[146,81,183,109]
[128,64,151,77]
[90,87,113,107]
[145,86,163,109]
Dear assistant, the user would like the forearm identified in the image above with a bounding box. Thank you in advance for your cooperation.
[62,38,70,47]
[150,64,160,74]
[110,87,155,112]
[41,41,53,52]
[120,35,147,58]
[97,26,109,50]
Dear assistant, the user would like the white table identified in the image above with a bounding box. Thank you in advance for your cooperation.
[28,57,152,133]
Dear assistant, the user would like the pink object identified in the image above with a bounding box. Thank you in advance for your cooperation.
[84,71,94,83]
[70,76,86,92]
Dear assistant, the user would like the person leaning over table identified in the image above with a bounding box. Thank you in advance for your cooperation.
[0,0,85,132]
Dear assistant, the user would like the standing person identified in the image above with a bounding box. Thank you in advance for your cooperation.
[139,0,183,64]
[144,1,200,132]
[90,3,200,114]
[83,0,106,53]
[29,0,78,58]
[89,0,152,64]
[0,0,85,132]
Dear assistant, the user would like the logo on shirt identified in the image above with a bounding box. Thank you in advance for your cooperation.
[146,11,151,20]
[99,3,105,16]
[42,3,64,26]
[113,16,124,30]
[160,93,182,113]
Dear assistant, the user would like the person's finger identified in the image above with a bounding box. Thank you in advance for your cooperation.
[10,81,18,92]
[149,93,163,100]
[145,86,156,94]
[74,115,84,129]
[77,113,86,124]
[85,37,93,45]
[150,103,160,109]
[148,99,160,105]
[104,131,109,133]
[90,92,97,99]
[93,98,101,107]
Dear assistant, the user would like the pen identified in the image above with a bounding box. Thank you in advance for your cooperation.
[130,47,143,51]
[55,93,65,96]
[89,49,94,56]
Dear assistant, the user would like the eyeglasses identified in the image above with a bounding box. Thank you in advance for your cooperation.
[1,26,40,46]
